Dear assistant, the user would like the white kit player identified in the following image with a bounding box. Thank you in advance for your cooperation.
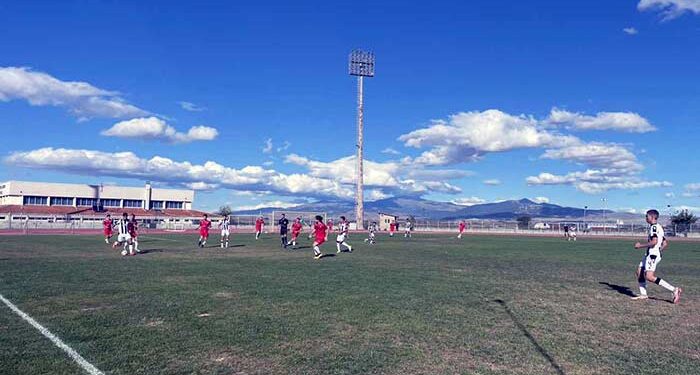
[364,221,377,245]
[111,212,134,256]
[336,216,353,253]
[219,214,231,248]
[632,209,682,304]
[404,219,413,238]
[567,225,577,241]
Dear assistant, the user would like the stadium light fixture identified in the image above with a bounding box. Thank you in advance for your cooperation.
[349,49,375,230]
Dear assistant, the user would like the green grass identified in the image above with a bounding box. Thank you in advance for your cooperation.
[0,233,698,375]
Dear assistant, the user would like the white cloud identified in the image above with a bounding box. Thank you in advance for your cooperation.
[623,27,639,35]
[483,179,502,186]
[276,141,291,153]
[452,197,486,206]
[685,183,700,190]
[178,101,205,112]
[381,147,401,155]
[234,201,303,211]
[546,108,654,133]
[262,138,273,154]
[399,109,578,165]
[540,142,643,172]
[285,154,464,196]
[4,147,354,200]
[533,196,550,204]
[665,192,675,199]
[526,170,672,194]
[0,66,147,120]
[101,117,218,143]
[262,161,274,167]
[638,0,700,20]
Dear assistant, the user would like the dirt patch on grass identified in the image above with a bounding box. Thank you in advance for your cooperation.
[140,318,165,328]
[205,349,282,374]
[214,291,240,299]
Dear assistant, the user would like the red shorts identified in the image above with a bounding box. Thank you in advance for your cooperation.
[104,229,113,236]
[255,226,262,232]
[292,231,301,239]
[200,230,209,238]
[314,237,326,246]
[129,231,138,239]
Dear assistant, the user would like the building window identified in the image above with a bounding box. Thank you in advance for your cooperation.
[50,197,73,206]
[166,201,183,209]
[76,198,97,206]
[101,199,121,207]
[123,199,142,208]
[23,196,48,205]
[149,200,164,209]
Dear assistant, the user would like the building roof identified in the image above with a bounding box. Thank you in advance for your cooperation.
[0,205,213,218]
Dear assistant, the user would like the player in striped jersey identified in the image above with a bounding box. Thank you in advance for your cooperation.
[219,214,231,248]
[111,212,134,256]
[335,216,352,253]
[364,221,377,245]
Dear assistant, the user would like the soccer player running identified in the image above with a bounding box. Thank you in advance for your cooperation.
[112,213,134,256]
[278,213,289,249]
[312,215,327,260]
[336,216,353,253]
[255,216,265,240]
[389,220,396,237]
[198,214,212,248]
[103,214,114,244]
[631,209,682,304]
[289,217,303,248]
[129,214,140,253]
[458,220,466,239]
[365,221,377,245]
[219,214,231,248]
[404,218,413,238]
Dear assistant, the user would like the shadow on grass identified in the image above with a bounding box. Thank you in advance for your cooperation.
[317,253,336,259]
[598,282,635,297]
[138,249,165,254]
[493,299,566,375]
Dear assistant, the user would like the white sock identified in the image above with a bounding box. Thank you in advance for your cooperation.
[129,244,134,252]
[343,243,351,250]
[639,283,648,296]
[658,279,675,292]
[313,245,320,255]
[336,243,341,252]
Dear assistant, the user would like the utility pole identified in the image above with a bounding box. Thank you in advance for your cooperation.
[348,49,375,230]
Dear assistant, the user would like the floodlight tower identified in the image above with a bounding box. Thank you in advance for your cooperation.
[349,49,375,230]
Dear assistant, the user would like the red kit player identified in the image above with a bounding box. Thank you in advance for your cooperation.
[198,214,212,248]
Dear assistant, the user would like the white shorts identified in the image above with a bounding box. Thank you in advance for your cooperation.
[639,253,662,272]
[221,229,230,236]
[117,233,131,243]
[336,233,347,243]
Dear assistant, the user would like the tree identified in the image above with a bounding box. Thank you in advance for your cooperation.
[517,215,531,230]
[671,209,697,236]
[217,205,232,216]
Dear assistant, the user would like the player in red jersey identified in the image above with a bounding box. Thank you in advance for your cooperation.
[129,214,140,253]
[312,215,327,259]
[198,214,212,248]
[289,217,303,248]
[458,220,466,239]
[102,214,113,244]
[389,220,396,237]
[255,216,265,240]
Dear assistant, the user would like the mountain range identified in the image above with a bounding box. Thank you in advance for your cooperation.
[233,197,630,221]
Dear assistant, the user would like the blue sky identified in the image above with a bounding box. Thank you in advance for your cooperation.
[1,0,699,213]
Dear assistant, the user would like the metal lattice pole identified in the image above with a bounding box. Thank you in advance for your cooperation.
[356,75,364,230]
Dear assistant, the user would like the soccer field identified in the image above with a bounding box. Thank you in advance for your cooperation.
[0,233,698,375]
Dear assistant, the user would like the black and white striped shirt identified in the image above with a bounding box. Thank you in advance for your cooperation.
[220,217,230,230]
[117,219,129,234]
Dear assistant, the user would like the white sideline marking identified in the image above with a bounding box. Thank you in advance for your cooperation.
[139,235,184,243]
[0,294,105,375]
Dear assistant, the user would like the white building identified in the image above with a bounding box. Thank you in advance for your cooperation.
[0,180,193,210]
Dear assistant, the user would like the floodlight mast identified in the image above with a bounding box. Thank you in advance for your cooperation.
[349,50,375,230]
